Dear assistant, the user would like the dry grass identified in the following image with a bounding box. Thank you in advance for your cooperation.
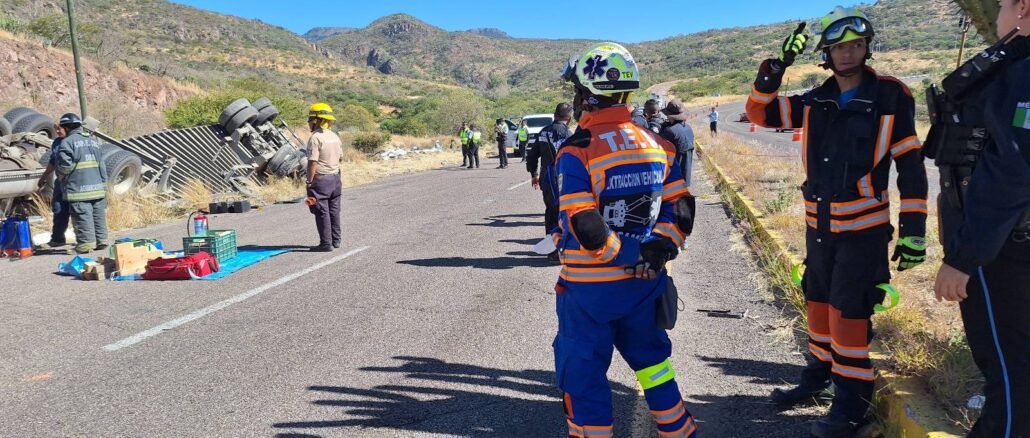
[342,150,462,188]
[696,125,979,427]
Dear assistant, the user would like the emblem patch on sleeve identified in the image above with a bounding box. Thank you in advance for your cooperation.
[1015,102,1030,130]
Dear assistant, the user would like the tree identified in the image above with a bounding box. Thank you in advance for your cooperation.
[336,104,376,132]
[424,89,488,135]
[27,14,101,49]
[952,0,1001,43]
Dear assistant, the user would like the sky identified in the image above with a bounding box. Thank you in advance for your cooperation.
[169,0,866,43]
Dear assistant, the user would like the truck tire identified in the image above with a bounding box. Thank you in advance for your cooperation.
[224,105,259,132]
[3,107,38,126]
[104,149,143,195]
[252,97,273,111]
[254,104,280,125]
[12,113,56,139]
[0,117,10,137]
[218,98,252,128]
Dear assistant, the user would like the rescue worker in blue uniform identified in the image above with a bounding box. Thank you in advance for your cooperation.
[746,7,928,437]
[928,4,1030,436]
[527,102,573,261]
[553,42,697,438]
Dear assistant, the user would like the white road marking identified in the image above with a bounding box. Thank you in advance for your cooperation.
[507,179,532,191]
[102,246,370,352]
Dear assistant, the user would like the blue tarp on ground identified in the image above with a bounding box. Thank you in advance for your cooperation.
[112,249,288,281]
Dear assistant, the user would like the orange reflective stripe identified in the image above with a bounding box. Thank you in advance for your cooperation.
[560,266,634,283]
[567,420,613,438]
[831,339,870,359]
[778,96,793,129]
[900,198,928,214]
[809,343,833,362]
[890,135,921,158]
[658,416,697,438]
[596,233,621,263]
[832,363,875,381]
[802,106,811,173]
[663,181,691,200]
[873,115,894,167]
[749,85,776,104]
[830,209,890,232]
[651,401,687,424]
[560,192,597,213]
[856,175,875,198]
[830,193,888,216]
[654,223,685,247]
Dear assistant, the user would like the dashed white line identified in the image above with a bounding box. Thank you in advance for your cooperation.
[507,179,532,191]
[102,246,370,352]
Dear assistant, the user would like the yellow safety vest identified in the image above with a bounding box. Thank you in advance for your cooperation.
[460,128,470,143]
[518,126,529,142]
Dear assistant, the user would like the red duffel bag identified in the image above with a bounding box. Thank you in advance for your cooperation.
[142,251,220,280]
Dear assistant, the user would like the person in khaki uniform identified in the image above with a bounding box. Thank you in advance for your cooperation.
[305,103,344,252]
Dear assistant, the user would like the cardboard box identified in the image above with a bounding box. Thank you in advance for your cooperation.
[112,241,166,276]
[82,257,118,281]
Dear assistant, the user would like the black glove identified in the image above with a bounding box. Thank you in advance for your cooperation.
[779,22,809,67]
[639,238,679,272]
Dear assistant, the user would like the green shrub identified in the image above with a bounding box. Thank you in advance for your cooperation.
[164,78,306,128]
[380,117,429,136]
[336,104,376,132]
[352,132,391,153]
[0,12,25,33]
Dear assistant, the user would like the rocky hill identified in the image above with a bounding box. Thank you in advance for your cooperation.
[316,0,975,91]
[0,30,197,138]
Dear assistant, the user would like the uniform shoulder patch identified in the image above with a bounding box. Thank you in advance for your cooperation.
[560,128,592,149]
[1014,101,1030,130]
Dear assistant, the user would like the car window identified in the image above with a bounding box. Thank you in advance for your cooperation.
[524,118,552,128]
[505,120,518,130]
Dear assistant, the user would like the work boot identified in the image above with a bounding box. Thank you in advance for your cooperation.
[810,412,859,438]
[311,244,332,252]
[332,241,341,249]
[770,384,830,409]
[74,242,97,254]
[46,240,68,248]
[95,242,109,251]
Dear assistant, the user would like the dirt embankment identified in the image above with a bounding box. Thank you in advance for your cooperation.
[0,31,199,138]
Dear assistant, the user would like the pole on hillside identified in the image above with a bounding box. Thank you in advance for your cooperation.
[66,0,88,120]
[957,14,971,69]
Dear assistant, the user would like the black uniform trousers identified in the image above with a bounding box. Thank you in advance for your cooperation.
[308,174,342,246]
[461,142,470,167]
[800,230,890,421]
[468,143,480,168]
[961,238,1030,438]
[497,139,508,167]
[541,179,558,235]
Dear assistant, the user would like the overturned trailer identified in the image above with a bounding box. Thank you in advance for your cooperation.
[0,97,307,216]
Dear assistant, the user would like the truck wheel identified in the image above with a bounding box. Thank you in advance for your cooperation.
[0,117,10,137]
[254,104,280,125]
[104,150,143,195]
[218,98,253,128]
[12,113,56,139]
[3,107,38,126]
[252,97,273,111]
[224,105,259,132]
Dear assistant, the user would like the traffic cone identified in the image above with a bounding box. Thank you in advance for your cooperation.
[792,128,803,142]
[749,123,757,133]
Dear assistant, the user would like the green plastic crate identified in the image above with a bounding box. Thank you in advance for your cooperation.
[182,230,237,261]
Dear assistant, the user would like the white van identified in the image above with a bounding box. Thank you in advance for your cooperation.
[520,113,554,148]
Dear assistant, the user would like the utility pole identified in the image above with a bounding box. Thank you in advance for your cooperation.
[66,0,88,119]
[957,14,972,69]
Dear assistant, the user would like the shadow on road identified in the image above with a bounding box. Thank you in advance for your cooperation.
[397,254,553,270]
[271,356,639,437]
[466,216,540,228]
[499,238,540,246]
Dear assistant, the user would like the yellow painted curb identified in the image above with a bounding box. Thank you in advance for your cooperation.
[696,143,963,438]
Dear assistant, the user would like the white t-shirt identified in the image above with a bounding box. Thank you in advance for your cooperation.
[708,111,719,123]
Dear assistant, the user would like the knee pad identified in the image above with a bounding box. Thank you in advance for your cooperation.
[571,209,610,251]
[675,196,696,235]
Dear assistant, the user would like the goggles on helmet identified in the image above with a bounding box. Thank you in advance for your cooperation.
[820,16,873,48]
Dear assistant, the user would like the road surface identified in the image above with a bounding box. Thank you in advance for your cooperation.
[1,157,819,437]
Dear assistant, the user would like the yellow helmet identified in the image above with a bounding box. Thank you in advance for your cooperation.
[816,6,874,51]
[308,102,336,121]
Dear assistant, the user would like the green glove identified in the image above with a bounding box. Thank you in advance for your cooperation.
[779,22,809,66]
[874,283,900,313]
[892,236,927,271]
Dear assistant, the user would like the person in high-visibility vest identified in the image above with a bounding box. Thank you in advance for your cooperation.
[554,42,697,437]
[748,7,928,437]
[458,122,471,168]
[467,124,482,169]
[517,119,529,162]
